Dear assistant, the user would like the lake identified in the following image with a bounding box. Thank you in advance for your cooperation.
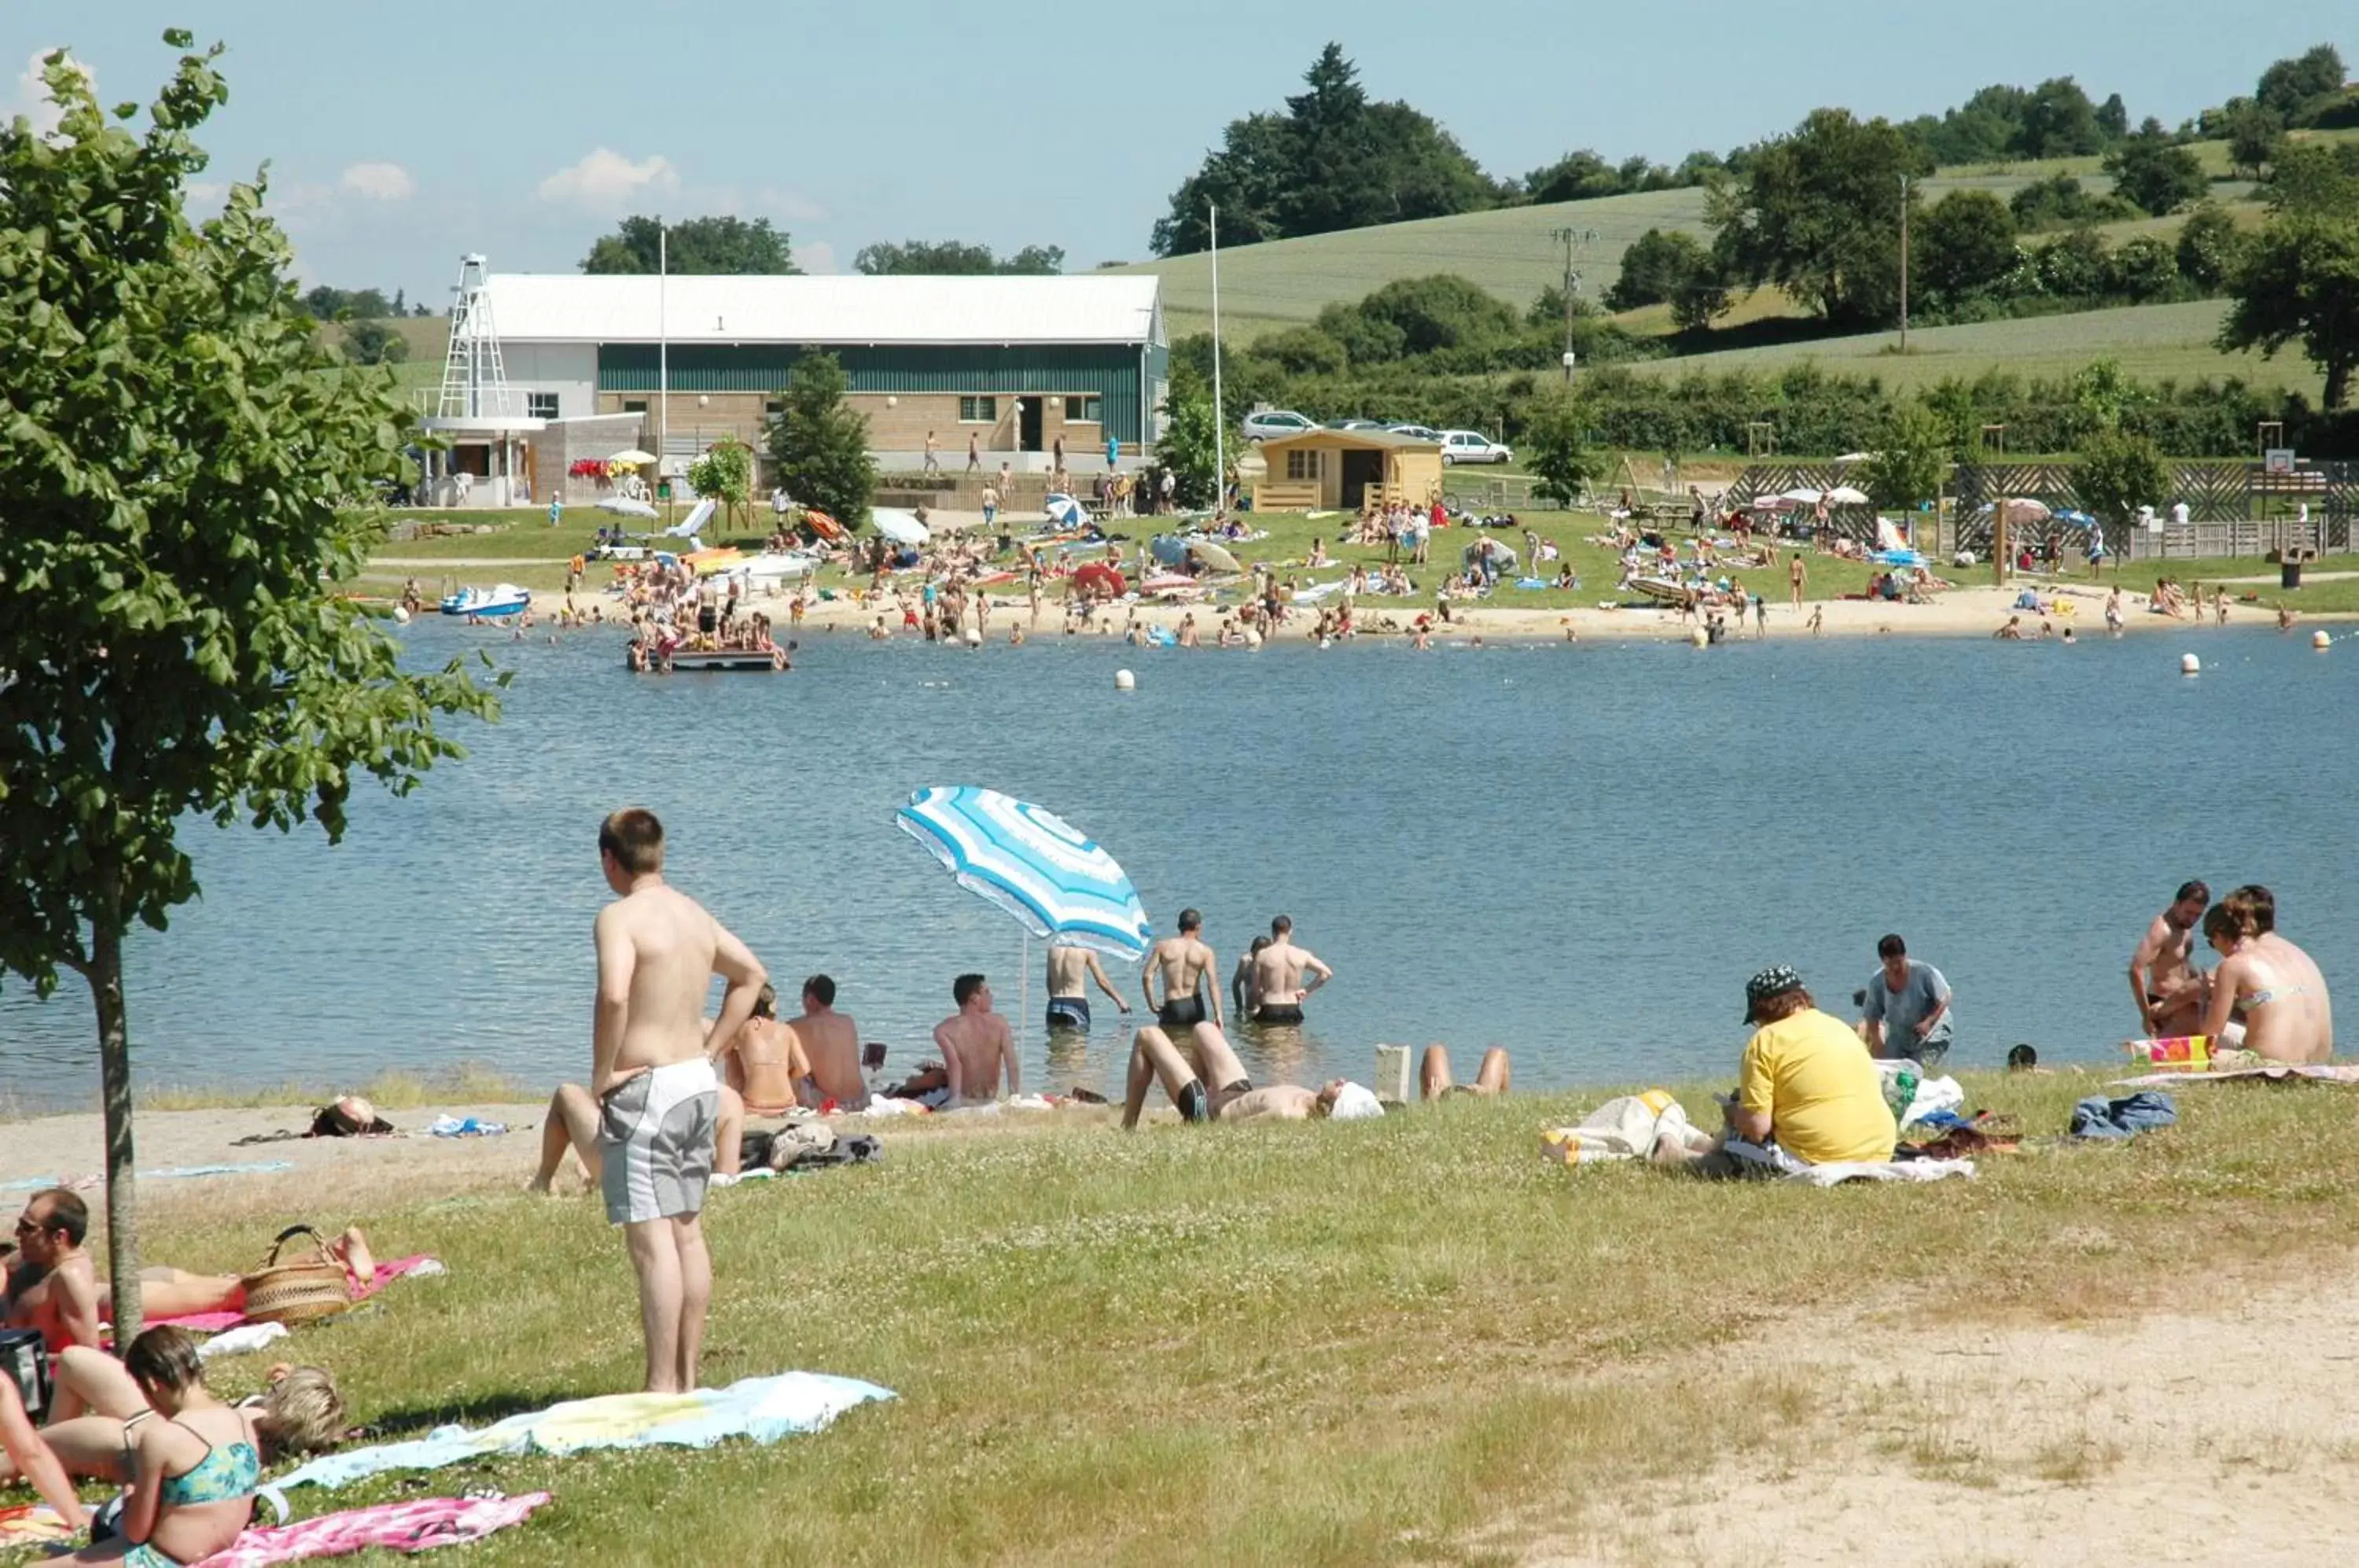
[2,621,2350,1112]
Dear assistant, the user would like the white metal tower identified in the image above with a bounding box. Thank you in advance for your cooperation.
[436,254,513,421]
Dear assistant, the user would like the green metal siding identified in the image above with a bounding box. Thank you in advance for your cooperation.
[599,344,1153,444]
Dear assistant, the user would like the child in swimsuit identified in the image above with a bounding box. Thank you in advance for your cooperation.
[103,1326,262,1566]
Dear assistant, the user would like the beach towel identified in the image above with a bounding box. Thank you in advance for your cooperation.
[2114,1062,2359,1089]
[153,1256,443,1336]
[1783,1158,1977,1187]
[0,1503,79,1549]
[191,1493,550,1566]
[197,1322,291,1360]
[1540,1091,1708,1164]
[272,1372,894,1493]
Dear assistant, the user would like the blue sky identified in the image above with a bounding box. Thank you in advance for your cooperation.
[5,2,2349,297]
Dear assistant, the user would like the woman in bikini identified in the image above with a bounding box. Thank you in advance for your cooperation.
[2200,904,2328,1065]
[72,1327,265,1566]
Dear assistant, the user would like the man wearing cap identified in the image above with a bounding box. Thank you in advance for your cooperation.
[1654,966,1895,1176]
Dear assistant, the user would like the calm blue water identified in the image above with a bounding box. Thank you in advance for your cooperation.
[2,623,2352,1110]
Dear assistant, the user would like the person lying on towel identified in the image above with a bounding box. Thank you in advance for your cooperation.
[1651,966,1897,1179]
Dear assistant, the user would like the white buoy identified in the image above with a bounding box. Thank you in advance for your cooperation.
[1114,668,1136,690]
[1690,628,1709,649]
[392,605,410,624]
[1318,637,1331,650]
[965,628,981,646]
[1243,628,1264,650]
[2313,630,2331,650]
[2181,653,2201,675]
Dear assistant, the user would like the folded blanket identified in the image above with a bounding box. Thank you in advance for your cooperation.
[192,1493,551,1567]
[273,1371,894,1492]
[1784,1158,1977,1187]
[155,1256,443,1335]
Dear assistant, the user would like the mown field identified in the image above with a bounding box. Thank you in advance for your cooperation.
[1619,298,2322,395]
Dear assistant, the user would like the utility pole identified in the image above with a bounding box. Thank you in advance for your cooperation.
[1897,174,1911,355]
[1548,227,1597,385]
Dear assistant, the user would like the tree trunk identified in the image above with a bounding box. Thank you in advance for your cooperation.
[88,879,142,1345]
[2327,358,2350,413]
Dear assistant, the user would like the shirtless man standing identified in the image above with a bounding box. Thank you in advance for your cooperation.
[1143,908,1221,1033]
[933,974,1018,1103]
[1044,943,1131,1035]
[538,809,765,1394]
[789,975,866,1109]
[2129,880,2210,1039]
[1249,915,1333,1026]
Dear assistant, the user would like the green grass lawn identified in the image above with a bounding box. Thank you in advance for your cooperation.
[47,1073,2359,1566]
[1622,299,2322,396]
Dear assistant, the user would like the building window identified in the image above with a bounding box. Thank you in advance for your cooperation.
[958,396,998,423]
[526,391,559,420]
[764,399,783,417]
[622,398,648,413]
[1062,395,1102,423]
[1285,448,1323,481]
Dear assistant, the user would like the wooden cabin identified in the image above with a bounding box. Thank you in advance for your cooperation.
[1250,429,1444,514]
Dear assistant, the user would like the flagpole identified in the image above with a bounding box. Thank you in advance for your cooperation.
[1210,204,1224,517]
[658,218,669,521]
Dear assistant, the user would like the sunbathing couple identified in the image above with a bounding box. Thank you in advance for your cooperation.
[1121,1021,1505,1127]
[2129,882,2333,1063]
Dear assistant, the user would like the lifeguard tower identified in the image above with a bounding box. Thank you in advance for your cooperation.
[417,254,543,508]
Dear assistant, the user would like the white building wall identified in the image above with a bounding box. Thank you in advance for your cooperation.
[497,342,597,419]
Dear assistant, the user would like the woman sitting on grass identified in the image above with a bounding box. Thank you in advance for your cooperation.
[69,1327,267,1566]
[2,1345,343,1500]
[2200,896,2331,1066]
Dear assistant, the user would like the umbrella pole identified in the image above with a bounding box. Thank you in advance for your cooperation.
[1020,933,1030,1073]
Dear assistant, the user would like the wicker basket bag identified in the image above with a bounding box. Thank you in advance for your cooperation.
[239,1225,355,1326]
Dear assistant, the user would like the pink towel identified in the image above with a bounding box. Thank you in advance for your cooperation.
[152,1256,439,1335]
[191,1493,550,1566]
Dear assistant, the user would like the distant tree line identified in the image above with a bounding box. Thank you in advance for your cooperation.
[1150,41,2351,258]
[852,240,1065,275]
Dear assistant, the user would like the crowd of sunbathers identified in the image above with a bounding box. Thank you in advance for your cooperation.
[2,1192,366,1563]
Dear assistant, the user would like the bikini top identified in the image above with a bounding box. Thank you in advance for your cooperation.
[157,1420,261,1507]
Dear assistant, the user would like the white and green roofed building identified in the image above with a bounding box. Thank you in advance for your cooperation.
[475,271,1168,489]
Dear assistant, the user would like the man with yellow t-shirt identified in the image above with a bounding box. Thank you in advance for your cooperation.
[1657,965,1896,1177]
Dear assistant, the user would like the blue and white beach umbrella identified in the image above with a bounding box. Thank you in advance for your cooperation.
[895,786,1153,961]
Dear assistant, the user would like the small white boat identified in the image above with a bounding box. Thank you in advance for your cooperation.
[440,583,532,618]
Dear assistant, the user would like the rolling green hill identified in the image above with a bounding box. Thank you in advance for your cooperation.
[1114,131,2356,347]
[1619,298,2320,396]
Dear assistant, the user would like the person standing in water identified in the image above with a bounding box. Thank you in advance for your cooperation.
[1249,915,1333,1026]
[1143,909,1221,1032]
[1046,942,1132,1034]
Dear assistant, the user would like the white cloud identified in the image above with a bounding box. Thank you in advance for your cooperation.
[12,48,91,140]
[796,239,837,274]
[749,185,827,224]
[340,162,416,201]
[535,148,679,212]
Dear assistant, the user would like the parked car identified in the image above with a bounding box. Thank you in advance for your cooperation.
[1439,429,1514,466]
[1331,418,1388,431]
[1242,408,1318,442]
[1386,423,1444,444]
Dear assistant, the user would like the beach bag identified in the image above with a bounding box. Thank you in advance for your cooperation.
[239,1225,355,1326]
[0,1327,50,1420]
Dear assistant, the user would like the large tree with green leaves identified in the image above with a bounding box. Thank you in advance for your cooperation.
[852,240,1065,275]
[2103,120,2206,217]
[1708,109,1933,329]
[1156,370,1220,510]
[2217,217,2359,408]
[2075,429,2172,528]
[765,352,875,525]
[1522,396,1601,508]
[1915,191,2019,307]
[2257,45,2346,123]
[1604,229,1710,312]
[1151,45,1497,256]
[582,215,799,274]
[1857,403,1950,512]
[0,35,501,1339]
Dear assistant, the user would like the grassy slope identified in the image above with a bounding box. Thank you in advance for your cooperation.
[1620,298,2323,395]
[66,1077,2359,1566]
[1122,130,2359,355]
